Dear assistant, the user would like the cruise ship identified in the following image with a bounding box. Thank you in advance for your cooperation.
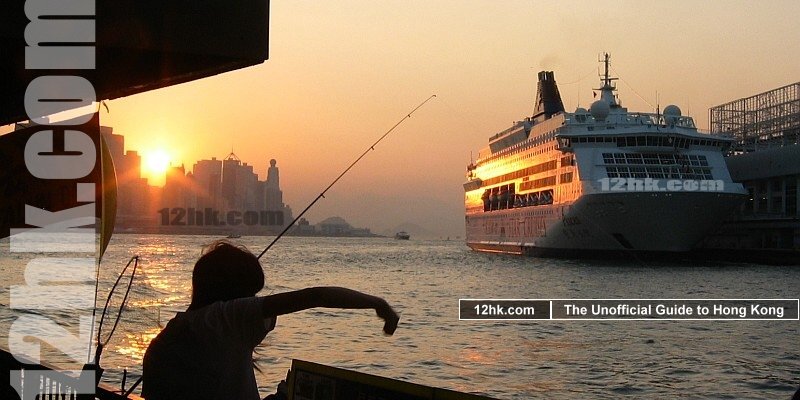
[464,54,747,256]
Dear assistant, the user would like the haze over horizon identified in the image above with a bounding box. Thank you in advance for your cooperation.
[3,0,799,238]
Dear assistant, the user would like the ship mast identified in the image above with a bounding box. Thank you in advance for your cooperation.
[596,53,619,107]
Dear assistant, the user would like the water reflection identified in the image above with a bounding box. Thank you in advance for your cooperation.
[113,328,161,366]
[1,235,799,399]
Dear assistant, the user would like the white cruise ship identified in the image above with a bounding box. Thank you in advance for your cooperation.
[464,54,747,256]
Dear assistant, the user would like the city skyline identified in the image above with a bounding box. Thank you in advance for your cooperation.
[101,126,295,235]
[101,126,383,236]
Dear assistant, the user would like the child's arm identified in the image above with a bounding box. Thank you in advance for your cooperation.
[261,287,399,335]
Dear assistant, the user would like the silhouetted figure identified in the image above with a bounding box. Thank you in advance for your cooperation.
[142,241,399,400]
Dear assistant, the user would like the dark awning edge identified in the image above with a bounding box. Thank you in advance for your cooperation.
[0,0,270,126]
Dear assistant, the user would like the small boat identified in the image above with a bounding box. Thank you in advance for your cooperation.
[226,234,241,239]
[394,231,410,240]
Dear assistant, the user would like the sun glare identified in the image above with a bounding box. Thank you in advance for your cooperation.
[142,149,171,185]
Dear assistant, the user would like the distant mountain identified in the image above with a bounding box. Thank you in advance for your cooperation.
[383,222,437,239]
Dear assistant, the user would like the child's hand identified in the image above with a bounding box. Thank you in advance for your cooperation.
[375,299,399,335]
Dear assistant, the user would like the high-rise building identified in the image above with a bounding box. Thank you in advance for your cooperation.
[192,157,222,209]
[99,127,149,222]
[221,152,241,210]
[237,162,259,211]
[264,159,293,224]
[163,164,193,208]
[220,151,260,211]
[265,159,284,211]
[74,127,297,233]
[101,126,124,162]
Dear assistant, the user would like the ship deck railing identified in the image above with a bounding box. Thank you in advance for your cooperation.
[564,111,697,129]
[1,346,141,400]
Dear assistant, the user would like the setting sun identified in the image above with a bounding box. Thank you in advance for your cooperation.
[141,149,172,186]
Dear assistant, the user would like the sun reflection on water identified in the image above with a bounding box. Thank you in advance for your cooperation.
[1,235,795,399]
[112,328,162,366]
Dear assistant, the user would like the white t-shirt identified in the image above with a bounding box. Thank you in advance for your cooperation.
[142,297,276,400]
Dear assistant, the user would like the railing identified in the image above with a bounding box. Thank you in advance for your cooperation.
[1,347,142,400]
[564,111,698,129]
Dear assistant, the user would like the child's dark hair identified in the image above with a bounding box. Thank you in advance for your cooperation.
[188,240,264,310]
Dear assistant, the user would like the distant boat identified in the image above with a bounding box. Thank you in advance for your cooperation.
[394,231,410,240]
[226,234,241,239]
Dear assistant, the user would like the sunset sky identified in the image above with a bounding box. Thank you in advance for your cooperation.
[5,1,800,237]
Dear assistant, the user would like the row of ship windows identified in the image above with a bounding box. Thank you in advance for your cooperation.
[482,132,557,164]
[480,155,574,188]
[570,135,724,149]
[602,153,709,167]
[518,144,560,161]
[481,160,557,188]
[468,208,553,223]
[482,186,555,212]
[606,166,713,180]
[480,172,573,213]
[520,176,557,191]
[517,172,573,191]
[530,132,557,148]
[481,144,558,173]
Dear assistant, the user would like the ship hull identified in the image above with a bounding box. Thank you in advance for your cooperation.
[465,57,748,259]
[466,191,745,256]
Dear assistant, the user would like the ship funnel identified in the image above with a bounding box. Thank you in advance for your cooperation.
[532,71,565,120]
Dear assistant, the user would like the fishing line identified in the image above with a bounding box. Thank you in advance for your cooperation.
[89,94,435,392]
[88,251,102,364]
[256,94,437,259]
[95,255,140,363]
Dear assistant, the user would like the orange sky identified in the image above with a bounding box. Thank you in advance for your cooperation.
[4,1,799,237]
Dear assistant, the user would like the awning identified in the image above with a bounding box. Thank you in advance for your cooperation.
[0,0,270,126]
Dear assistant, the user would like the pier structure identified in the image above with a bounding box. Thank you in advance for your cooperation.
[700,82,800,261]
[711,82,800,152]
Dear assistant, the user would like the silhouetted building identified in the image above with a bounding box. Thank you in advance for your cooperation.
[237,161,259,211]
[219,151,260,211]
[97,126,150,226]
[318,217,351,235]
[293,217,315,235]
[79,128,298,234]
[221,152,241,210]
[164,164,196,209]
[316,216,373,237]
[263,159,293,223]
[265,159,282,209]
[192,157,223,209]
[102,126,124,161]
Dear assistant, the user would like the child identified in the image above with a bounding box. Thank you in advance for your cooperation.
[142,241,399,399]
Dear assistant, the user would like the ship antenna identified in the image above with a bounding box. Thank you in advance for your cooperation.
[597,52,614,89]
[656,91,661,121]
[595,52,618,106]
[256,94,437,259]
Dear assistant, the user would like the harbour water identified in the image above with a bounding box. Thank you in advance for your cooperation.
[1,234,799,399]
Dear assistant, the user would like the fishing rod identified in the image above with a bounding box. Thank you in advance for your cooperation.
[257,94,437,259]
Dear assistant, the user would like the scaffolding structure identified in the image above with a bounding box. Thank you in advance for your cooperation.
[710,82,800,153]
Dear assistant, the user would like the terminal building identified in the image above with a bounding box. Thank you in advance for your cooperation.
[699,82,800,261]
